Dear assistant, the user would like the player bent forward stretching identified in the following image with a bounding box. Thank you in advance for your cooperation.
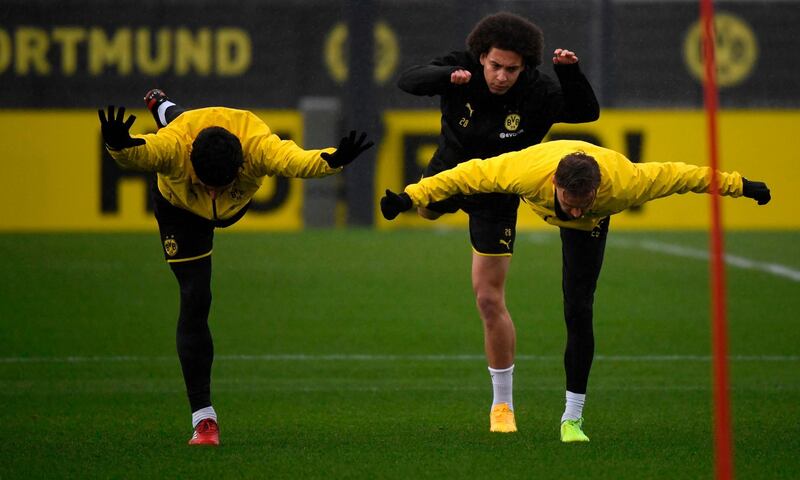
[99,90,373,445]
[381,139,770,442]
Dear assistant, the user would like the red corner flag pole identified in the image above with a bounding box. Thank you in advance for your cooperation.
[700,0,734,479]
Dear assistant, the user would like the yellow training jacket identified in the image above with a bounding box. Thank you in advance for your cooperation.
[404,140,744,231]
[108,107,339,221]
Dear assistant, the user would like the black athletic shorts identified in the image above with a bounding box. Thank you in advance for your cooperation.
[151,182,249,263]
[423,160,520,256]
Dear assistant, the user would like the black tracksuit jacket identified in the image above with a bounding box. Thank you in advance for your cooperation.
[398,50,600,175]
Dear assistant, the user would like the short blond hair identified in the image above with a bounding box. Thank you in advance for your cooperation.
[555,152,601,195]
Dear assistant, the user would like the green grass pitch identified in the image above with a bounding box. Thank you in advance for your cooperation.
[1,229,798,479]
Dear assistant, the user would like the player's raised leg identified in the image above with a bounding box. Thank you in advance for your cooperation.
[144,89,186,129]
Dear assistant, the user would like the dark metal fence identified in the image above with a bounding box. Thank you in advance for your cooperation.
[3,0,798,109]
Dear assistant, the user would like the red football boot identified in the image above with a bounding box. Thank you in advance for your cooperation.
[188,418,220,446]
[143,88,168,111]
[143,89,171,129]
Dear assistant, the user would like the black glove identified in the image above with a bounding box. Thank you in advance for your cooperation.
[98,105,145,150]
[321,130,374,168]
[380,189,413,220]
[742,177,771,205]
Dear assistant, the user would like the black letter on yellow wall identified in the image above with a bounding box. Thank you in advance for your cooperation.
[547,131,602,145]
[624,131,644,212]
[402,134,439,185]
[101,144,154,213]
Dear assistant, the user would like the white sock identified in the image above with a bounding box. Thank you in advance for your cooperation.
[157,100,176,127]
[488,364,514,410]
[192,406,217,428]
[561,391,586,422]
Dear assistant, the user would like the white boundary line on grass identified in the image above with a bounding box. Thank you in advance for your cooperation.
[522,234,800,282]
[1,353,798,364]
[612,237,800,282]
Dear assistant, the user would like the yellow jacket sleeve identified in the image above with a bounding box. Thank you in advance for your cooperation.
[107,129,184,176]
[245,131,340,179]
[404,151,531,206]
[623,161,744,208]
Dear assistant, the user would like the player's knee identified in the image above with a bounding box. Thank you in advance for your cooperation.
[475,290,506,321]
[180,282,212,313]
[564,300,592,321]
[172,260,212,311]
[564,311,594,340]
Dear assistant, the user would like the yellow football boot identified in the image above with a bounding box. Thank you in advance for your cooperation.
[560,417,590,443]
[489,403,517,433]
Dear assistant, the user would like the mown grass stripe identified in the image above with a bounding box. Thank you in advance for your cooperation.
[2,353,797,363]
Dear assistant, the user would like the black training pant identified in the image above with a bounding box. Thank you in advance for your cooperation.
[171,257,214,412]
[559,217,610,394]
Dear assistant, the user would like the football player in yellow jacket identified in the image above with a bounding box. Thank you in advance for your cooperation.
[380,139,770,442]
[99,90,373,446]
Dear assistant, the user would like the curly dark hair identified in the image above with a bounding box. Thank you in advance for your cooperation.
[466,12,544,66]
[190,126,244,187]
[554,152,601,195]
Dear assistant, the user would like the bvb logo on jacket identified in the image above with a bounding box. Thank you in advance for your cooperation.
[500,113,523,139]
[229,188,244,201]
[164,235,178,257]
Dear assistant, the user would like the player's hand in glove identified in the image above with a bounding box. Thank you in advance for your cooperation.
[321,130,374,168]
[380,189,413,220]
[98,106,145,150]
[742,178,771,205]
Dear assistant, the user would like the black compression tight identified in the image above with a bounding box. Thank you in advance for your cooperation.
[170,257,214,412]
[559,219,609,394]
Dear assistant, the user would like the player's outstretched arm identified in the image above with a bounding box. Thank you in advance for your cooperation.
[321,130,374,168]
[98,106,145,150]
[380,189,413,220]
[742,178,771,205]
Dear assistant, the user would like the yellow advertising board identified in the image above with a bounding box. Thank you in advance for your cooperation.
[376,109,799,230]
[0,109,796,231]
